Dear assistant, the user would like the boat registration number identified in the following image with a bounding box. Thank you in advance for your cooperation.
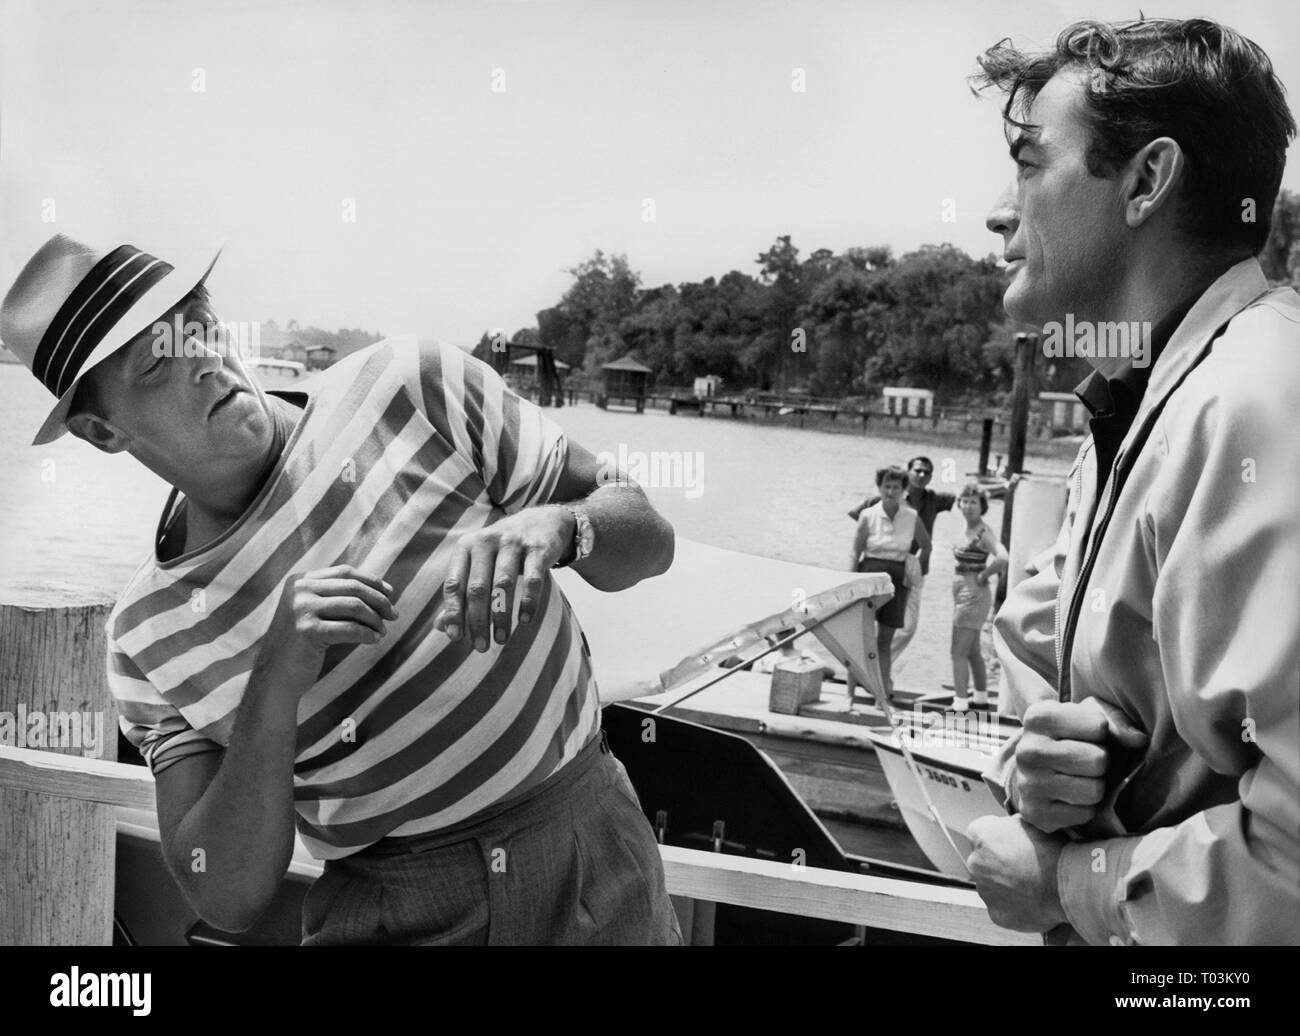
[920,766,972,792]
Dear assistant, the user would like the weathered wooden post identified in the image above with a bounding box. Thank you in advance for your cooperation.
[998,333,1037,607]
[0,592,119,944]
[1006,333,1035,479]
[977,418,994,477]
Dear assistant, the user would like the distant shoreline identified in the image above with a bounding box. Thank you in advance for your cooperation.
[767,414,1083,464]
[572,399,1082,465]
[0,356,1078,464]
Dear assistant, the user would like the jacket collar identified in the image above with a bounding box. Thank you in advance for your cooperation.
[1116,257,1270,461]
[1136,256,1270,416]
[1074,358,1150,420]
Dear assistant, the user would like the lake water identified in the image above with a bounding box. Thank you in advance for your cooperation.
[0,360,1070,687]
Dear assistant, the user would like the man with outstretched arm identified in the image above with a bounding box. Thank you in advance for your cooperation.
[1,235,682,944]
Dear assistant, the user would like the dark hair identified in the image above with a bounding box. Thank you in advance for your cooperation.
[972,17,1296,253]
[876,465,909,489]
[958,481,990,515]
[908,456,934,471]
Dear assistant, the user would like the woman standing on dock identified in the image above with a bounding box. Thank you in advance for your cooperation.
[949,483,1007,712]
[849,466,931,695]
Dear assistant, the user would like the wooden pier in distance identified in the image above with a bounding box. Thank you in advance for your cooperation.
[590,387,1012,437]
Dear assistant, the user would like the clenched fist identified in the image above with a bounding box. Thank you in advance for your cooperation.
[1010,698,1148,832]
[263,564,398,689]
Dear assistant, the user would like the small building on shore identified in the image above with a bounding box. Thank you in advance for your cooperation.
[509,351,571,397]
[599,353,653,412]
[510,352,571,375]
[305,345,337,371]
[882,386,934,418]
[1038,391,1088,434]
[693,374,723,399]
[250,321,316,365]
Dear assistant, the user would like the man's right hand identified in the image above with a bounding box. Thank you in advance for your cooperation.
[1010,698,1148,833]
[156,563,397,932]
[265,565,398,690]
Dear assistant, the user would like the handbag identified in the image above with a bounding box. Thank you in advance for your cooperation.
[903,553,923,589]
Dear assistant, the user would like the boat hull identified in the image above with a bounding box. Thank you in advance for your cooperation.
[865,727,1005,878]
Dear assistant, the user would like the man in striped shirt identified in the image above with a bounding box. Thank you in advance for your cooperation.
[2,234,681,945]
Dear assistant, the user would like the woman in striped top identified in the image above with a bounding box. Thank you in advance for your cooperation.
[950,482,1008,712]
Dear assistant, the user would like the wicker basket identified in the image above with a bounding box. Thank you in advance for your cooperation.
[768,658,825,715]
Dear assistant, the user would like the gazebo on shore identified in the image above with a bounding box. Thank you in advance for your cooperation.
[487,342,566,406]
[510,352,571,400]
[598,352,652,412]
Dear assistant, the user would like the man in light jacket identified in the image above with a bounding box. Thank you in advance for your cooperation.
[965,16,1300,945]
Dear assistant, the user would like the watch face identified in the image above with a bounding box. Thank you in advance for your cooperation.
[578,519,595,557]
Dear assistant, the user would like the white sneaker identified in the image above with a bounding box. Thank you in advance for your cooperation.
[972,691,989,707]
[952,697,970,713]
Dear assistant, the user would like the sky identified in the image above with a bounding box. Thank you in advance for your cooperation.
[3,0,1299,345]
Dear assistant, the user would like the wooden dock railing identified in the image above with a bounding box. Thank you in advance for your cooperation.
[660,845,1034,945]
[1,598,1030,946]
[0,742,1032,946]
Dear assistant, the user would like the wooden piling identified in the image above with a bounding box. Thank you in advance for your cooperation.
[998,333,1037,607]
[0,593,119,945]
[977,418,994,477]
[1006,333,1035,479]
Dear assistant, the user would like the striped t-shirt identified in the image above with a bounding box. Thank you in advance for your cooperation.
[105,338,601,859]
[953,522,995,574]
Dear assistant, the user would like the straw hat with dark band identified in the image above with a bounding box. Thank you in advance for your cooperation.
[1,234,221,444]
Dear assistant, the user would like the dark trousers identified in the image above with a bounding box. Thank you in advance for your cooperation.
[301,731,683,945]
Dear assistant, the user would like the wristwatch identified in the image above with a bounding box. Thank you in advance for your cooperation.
[557,506,595,567]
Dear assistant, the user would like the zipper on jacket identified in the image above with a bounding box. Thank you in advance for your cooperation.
[1057,447,1123,702]
[1053,317,1236,702]
[1054,444,1088,683]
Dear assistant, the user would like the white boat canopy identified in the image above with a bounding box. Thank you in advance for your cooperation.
[555,537,892,704]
